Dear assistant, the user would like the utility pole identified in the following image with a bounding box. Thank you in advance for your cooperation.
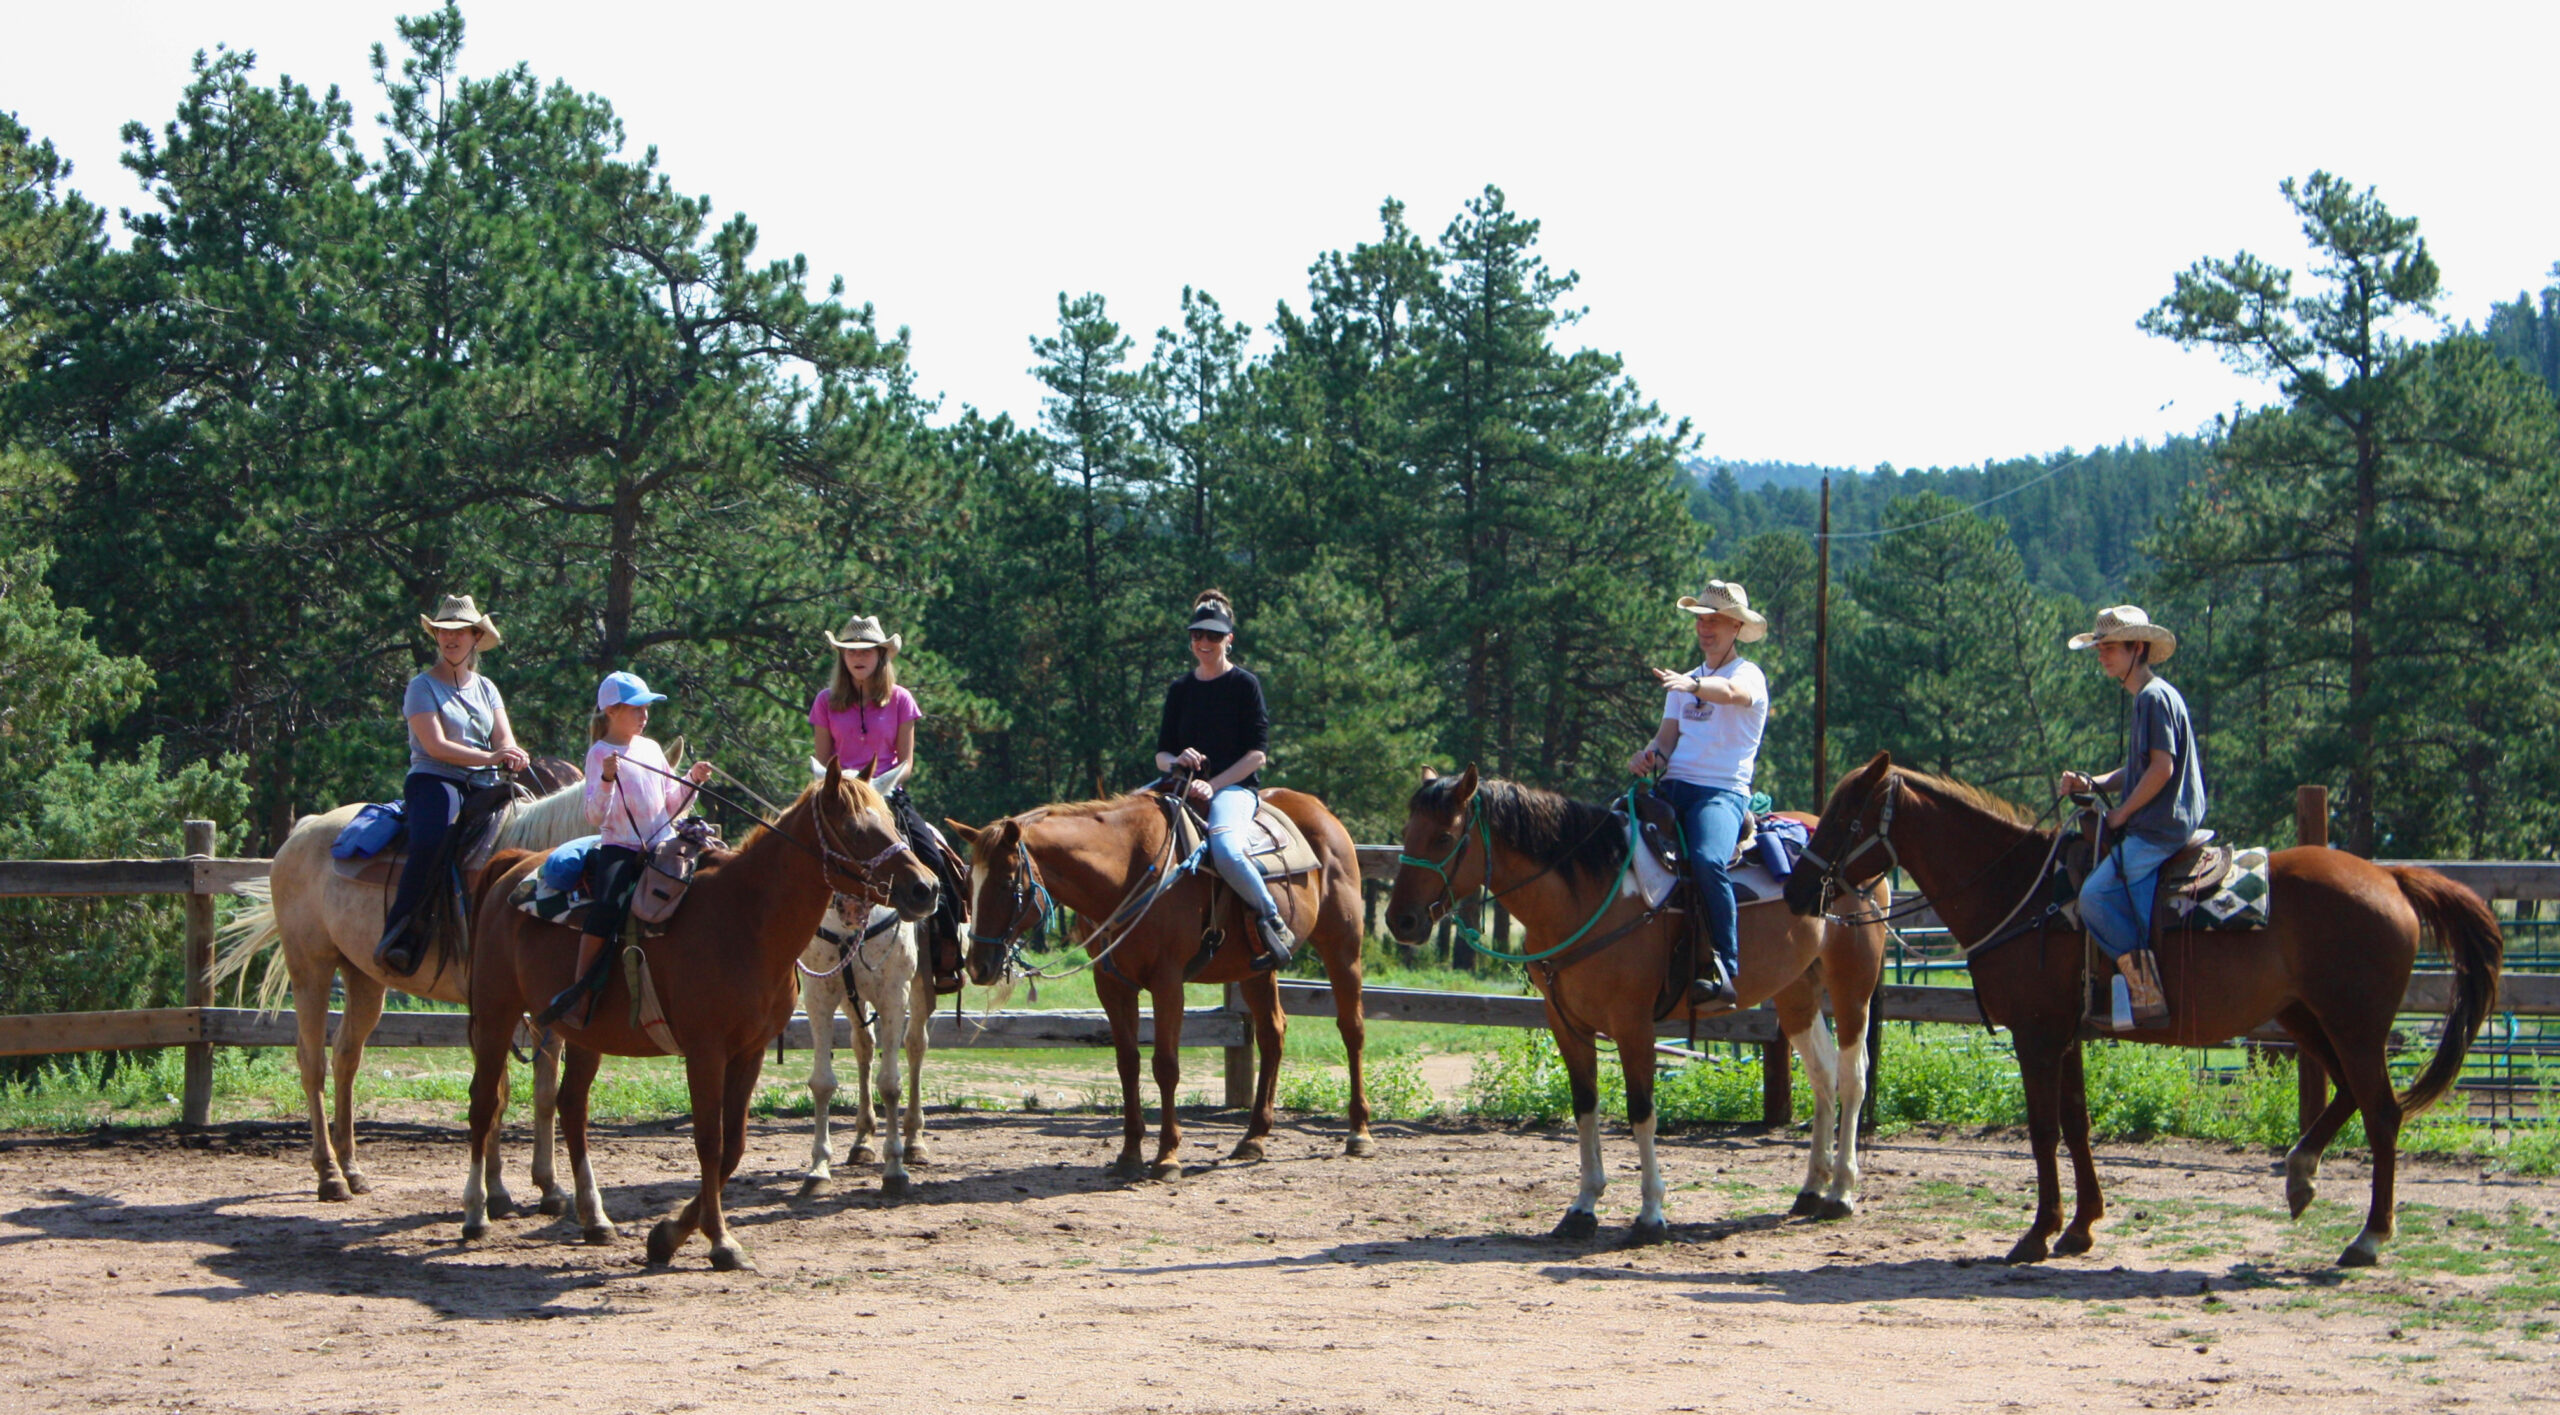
[1812,475,1831,805]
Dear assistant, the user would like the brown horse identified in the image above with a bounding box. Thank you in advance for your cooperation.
[1783,752,2504,1267]
[461,766,938,1270]
[1385,767,1889,1243]
[950,786,1369,1179]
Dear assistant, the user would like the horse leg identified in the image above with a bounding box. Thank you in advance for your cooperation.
[873,954,913,1197]
[2331,1045,2405,1267]
[850,980,882,1167]
[1318,898,1375,1157]
[648,1052,728,1269]
[1821,984,1869,1222]
[1146,982,1185,1181]
[459,1013,513,1242]
[1096,971,1147,1180]
[1550,1012,1606,1241]
[560,1044,615,1243]
[1778,983,1839,1216]
[2055,1041,2106,1256]
[293,955,350,1202]
[1232,970,1282,1163]
[531,1034,567,1216]
[2278,1004,2358,1218]
[705,1046,763,1271]
[1624,1021,1671,1246]
[330,965,387,1197]
[2002,1030,2068,1264]
[480,1064,518,1220]
[900,965,932,1165]
[800,966,844,1192]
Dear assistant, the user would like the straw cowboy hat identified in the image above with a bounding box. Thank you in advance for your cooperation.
[1676,580,1768,642]
[824,614,902,654]
[2068,605,2177,664]
[419,594,502,647]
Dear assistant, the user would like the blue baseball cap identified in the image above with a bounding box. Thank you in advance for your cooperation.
[596,670,669,710]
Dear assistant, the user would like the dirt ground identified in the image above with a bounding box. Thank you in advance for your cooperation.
[3,1107,2555,1414]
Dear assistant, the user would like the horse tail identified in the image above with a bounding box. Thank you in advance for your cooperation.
[211,877,294,1017]
[2386,866,2505,1119]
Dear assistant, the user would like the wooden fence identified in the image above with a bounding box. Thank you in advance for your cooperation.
[4,817,2556,1128]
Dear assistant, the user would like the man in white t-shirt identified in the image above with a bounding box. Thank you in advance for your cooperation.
[1625,580,1771,1006]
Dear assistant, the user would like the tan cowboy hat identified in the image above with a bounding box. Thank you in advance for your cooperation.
[2068,605,2177,663]
[824,614,902,654]
[419,594,501,647]
[1676,580,1768,642]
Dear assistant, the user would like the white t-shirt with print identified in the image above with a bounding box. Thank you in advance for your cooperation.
[1661,656,1768,792]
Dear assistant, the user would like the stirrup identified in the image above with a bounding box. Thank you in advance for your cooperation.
[1252,915,1296,971]
[374,921,423,976]
[533,970,602,1031]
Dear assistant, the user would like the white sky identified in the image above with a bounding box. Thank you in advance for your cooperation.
[10,1,2554,470]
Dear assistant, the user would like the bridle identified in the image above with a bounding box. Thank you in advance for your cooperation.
[1801,768,2076,949]
[1394,789,1643,965]
[966,835,1058,976]
[965,807,1187,983]
[611,753,910,904]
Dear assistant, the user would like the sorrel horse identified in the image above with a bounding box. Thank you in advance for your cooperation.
[795,897,934,1196]
[1386,767,1889,1243]
[462,766,938,1270]
[211,762,589,1207]
[1784,752,2503,1267]
[951,786,1369,1179]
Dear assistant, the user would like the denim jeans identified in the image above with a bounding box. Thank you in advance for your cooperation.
[1658,779,1748,982]
[387,772,465,928]
[1204,785,1280,922]
[2079,831,2182,959]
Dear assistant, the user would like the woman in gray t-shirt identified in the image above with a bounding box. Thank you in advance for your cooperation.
[377,595,530,973]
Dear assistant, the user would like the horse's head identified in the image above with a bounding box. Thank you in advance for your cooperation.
[1784,750,1898,917]
[1386,764,1483,943]
[815,757,939,920]
[945,816,1037,987]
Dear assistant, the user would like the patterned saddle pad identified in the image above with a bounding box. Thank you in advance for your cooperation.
[2161,842,2272,931]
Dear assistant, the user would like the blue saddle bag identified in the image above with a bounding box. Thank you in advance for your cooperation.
[540,835,605,894]
[330,801,406,859]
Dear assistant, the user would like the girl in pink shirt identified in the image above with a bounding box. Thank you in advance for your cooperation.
[811,616,921,782]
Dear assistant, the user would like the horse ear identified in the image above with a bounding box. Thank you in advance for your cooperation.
[944,818,982,847]
[821,751,843,781]
[853,760,874,782]
[991,819,1020,851]
[1420,766,1439,782]
[1455,763,1480,804]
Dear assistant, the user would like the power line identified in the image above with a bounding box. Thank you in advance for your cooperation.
[1813,446,2105,540]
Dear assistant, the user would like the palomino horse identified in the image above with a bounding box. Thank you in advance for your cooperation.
[462,766,938,1271]
[1784,752,2503,1267]
[796,897,934,1197]
[951,785,1369,1179]
[211,764,590,1208]
[1386,767,1889,1244]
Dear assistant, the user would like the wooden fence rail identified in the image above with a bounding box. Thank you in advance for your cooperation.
[7,814,2557,1128]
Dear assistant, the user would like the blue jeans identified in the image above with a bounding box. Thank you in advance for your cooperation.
[1659,779,1748,983]
[1204,785,1280,922]
[2080,832,2182,959]
[387,772,465,928]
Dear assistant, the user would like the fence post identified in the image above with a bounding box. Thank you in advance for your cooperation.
[181,819,216,1128]
[2293,784,2329,1132]
[1759,1036,1792,1125]
[1222,982,1252,1109]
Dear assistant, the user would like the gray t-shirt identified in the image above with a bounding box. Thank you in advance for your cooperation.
[2122,676,2207,846]
[403,671,505,782]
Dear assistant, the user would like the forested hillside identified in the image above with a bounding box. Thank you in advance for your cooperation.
[3,10,2557,1028]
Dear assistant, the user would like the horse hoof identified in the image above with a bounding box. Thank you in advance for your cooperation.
[460,1219,487,1243]
[1228,1139,1266,1164]
[1625,1216,1672,1247]
[317,1177,352,1204]
[646,1220,682,1267]
[797,1175,832,1198]
[343,1171,372,1196]
[1344,1134,1377,1158]
[2002,1235,2050,1265]
[583,1224,618,1246]
[1148,1161,1182,1182]
[1552,1210,1600,1241]
[850,1145,881,1165]
[1789,1190,1824,1218]
[2287,1179,2316,1220]
[904,1144,933,1166]
[1108,1157,1144,1181]
[2055,1230,2094,1258]
[537,1191,568,1217]
[879,1172,910,1198]
[2338,1236,2381,1268]
[1817,1198,1855,1222]
[709,1245,752,1273]
[486,1193,520,1221]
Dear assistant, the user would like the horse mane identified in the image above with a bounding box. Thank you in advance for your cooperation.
[1893,767,2042,832]
[1015,791,1154,824]
[492,781,592,853]
[739,773,890,849]
[1408,775,1625,883]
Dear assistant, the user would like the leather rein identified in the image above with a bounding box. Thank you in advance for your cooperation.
[1800,770,2077,953]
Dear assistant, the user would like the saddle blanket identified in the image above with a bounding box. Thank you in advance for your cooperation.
[1172,797,1321,880]
[1631,826,1787,909]
[2166,845,2273,930]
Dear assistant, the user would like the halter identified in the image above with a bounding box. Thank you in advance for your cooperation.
[1802,768,2078,947]
[1396,789,1643,965]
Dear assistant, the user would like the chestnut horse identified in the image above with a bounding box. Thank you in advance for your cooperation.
[951,786,1369,1179]
[462,767,938,1270]
[1386,767,1889,1244]
[1784,752,2503,1267]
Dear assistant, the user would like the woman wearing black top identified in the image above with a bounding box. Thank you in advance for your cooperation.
[1154,590,1293,970]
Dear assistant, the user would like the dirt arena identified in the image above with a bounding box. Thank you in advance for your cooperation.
[3,1108,2554,1414]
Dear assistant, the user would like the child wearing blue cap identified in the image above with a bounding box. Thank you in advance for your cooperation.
[539,671,715,1027]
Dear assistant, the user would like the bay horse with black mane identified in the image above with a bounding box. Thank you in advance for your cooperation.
[1785,752,2503,1267]
[1386,766,1889,1244]
[463,763,938,1271]
[950,784,1369,1179]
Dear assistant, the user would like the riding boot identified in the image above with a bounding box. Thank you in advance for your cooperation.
[1251,913,1296,973]
[374,914,424,976]
[2117,948,2170,1026]
[536,934,610,1030]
